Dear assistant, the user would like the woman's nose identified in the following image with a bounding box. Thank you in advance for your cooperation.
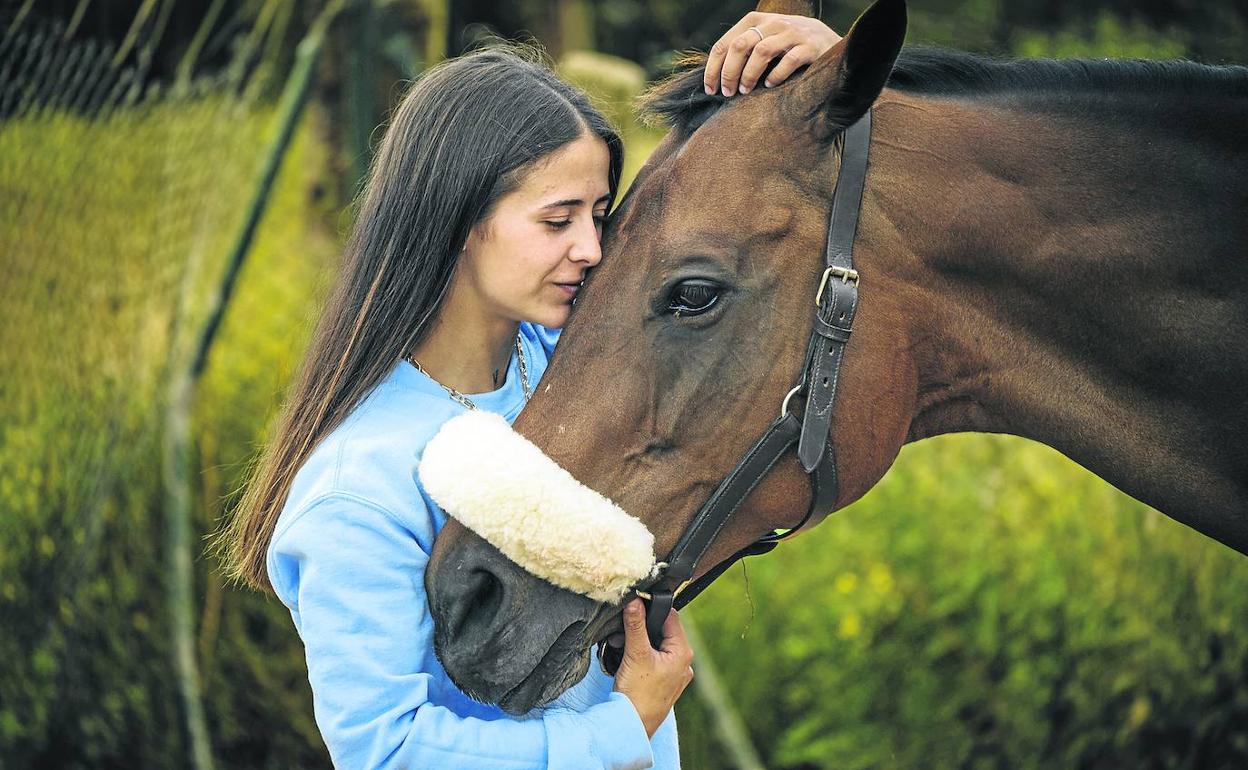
[569,217,602,266]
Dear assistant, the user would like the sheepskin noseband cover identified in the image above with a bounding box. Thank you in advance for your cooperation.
[419,410,658,603]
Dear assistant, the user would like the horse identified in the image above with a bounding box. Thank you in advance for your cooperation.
[424,0,1248,714]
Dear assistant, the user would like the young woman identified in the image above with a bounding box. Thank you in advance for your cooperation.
[218,12,841,769]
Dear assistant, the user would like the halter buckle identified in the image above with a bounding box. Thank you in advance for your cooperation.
[815,266,860,307]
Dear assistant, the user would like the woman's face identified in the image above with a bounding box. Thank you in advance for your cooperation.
[460,131,612,329]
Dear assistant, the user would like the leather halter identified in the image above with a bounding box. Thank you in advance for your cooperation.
[633,111,874,648]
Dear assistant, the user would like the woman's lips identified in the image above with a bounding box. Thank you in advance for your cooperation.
[556,283,580,297]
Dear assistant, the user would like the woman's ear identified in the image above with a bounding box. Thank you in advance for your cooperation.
[781,0,907,141]
[464,216,492,252]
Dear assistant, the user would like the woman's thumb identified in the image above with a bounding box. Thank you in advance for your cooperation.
[622,599,650,656]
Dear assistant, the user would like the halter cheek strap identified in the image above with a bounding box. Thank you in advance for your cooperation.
[634,111,873,648]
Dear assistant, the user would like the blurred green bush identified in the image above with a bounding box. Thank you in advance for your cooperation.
[0,96,340,768]
[680,435,1248,769]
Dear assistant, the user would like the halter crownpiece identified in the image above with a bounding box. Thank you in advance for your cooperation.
[419,410,660,603]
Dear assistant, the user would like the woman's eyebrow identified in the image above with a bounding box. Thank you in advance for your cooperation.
[540,194,611,210]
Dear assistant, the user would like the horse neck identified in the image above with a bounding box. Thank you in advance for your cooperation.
[863,87,1248,546]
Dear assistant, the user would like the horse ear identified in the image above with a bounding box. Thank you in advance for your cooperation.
[755,0,815,14]
[784,0,907,140]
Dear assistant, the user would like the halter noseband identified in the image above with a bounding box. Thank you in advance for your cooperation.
[631,111,874,649]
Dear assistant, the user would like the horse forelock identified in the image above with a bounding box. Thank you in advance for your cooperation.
[637,52,729,137]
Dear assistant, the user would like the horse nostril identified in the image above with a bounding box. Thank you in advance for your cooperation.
[455,568,505,642]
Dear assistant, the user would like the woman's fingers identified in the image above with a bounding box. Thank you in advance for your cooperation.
[706,13,842,96]
[760,44,815,89]
[717,28,766,97]
[739,35,808,93]
[704,12,762,95]
[712,18,794,96]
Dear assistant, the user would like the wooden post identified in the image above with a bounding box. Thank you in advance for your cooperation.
[422,0,448,64]
[342,0,377,192]
[558,0,595,53]
[163,4,347,770]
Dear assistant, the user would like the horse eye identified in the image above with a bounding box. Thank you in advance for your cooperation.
[667,279,720,316]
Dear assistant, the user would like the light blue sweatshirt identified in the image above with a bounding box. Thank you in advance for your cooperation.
[267,322,679,769]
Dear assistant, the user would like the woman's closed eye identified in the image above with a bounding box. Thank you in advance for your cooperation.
[544,213,607,231]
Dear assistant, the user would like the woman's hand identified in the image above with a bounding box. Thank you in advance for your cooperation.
[611,598,695,738]
[704,12,842,97]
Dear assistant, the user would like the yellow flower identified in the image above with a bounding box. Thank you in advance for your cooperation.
[838,612,861,640]
[868,564,894,594]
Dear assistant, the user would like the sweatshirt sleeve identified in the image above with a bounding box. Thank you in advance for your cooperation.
[267,492,656,770]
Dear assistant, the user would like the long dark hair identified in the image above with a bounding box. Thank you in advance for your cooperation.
[215,44,625,592]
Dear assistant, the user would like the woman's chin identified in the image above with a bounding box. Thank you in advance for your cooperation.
[530,305,571,330]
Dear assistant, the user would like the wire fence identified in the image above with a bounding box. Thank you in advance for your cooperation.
[0,4,342,766]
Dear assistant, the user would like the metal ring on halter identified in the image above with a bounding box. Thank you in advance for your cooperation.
[746,26,764,43]
[781,384,803,419]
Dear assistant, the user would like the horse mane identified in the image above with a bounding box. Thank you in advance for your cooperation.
[638,46,1248,135]
[889,47,1248,97]
[636,52,730,135]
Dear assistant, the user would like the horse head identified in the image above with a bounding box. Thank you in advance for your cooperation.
[422,0,915,714]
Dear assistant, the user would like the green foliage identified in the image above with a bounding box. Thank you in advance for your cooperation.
[192,104,342,770]
[680,435,1248,768]
[1013,12,1187,60]
[0,96,339,768]
[901,0,1004,53]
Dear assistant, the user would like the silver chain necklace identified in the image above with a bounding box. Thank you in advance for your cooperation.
[406,333,531,411]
